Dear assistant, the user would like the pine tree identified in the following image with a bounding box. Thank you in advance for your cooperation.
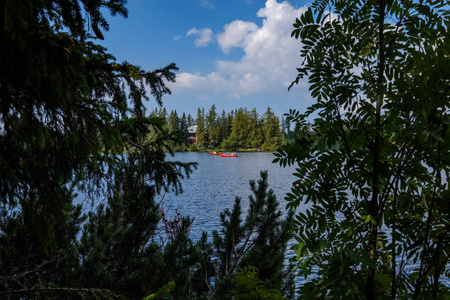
[217,110,228,146]
[248,108,263,148]
[0,1,298,299]
[262,107,284,151]
[73,118,198,298]
[180,112,188,146]
[206,104,219,148]
[0,1,195,298]
[187,114,194,127]
[226,108,250,149]
[167,110,185,150]
[167,110,180,134]
[206,171,295,299]
[196,107,207,149]
[158,107,168,124]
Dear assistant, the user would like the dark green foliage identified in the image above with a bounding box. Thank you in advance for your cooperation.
[262,107,284,151]
[222,107,284,150]
[72,124,197,299]
[227,108,251,149]
[0,1,296,299]
[204,171,295,299]
[143,281,176,300]
[152,106,286,151]
[167,110,186,151]
[206,105,220,147]
[180,113,188,146]
[276,0,450,298]
[231,266,289,300]
[168,110,180,135]
[218,110,232,146]
[196,107,207,149]
[248,108,263,148]
[0,0,197,299]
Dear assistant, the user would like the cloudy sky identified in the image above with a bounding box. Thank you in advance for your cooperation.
[100,0,313,117]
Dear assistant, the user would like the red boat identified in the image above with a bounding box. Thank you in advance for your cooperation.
[220,153,238,157]
[208,151,222,155]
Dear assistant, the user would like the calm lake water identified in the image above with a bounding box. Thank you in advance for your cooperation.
[163,152,298,238]
[77,151,449,289]
[163,151,312,287]
[163,152,449,289]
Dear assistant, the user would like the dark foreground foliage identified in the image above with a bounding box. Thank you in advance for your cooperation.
[276,0,450,298]
[0,1,294,299]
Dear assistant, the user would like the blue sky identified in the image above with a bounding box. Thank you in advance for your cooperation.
[100,0,313,118]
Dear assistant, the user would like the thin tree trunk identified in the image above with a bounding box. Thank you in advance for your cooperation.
[368,0,386,298]
[391,178,399,299]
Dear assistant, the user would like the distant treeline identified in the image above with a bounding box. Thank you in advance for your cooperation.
[150,105,294,151]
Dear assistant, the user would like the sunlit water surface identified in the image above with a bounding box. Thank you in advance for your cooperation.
[77,151,449,289]
[163,152,449,289]
[163,152,297,239]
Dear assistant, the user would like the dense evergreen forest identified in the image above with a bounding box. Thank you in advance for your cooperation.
[151,105,293,151]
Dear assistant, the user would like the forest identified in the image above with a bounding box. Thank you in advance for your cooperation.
[151,105,291,152]
[1,0,449,299]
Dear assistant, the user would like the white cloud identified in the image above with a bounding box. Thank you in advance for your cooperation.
[173,0,308,100]
[187,27,213,47]
[217,21,258,54]
[173,35,181,41]
[200,0,215,10]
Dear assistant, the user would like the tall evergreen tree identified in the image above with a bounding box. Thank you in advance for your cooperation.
[262,107,284,150]
[74,121,197,299]
[0,0,195,298]
[167,110,183,150]
[226,112,234,139]
[167,110,180,134]
[187,114,194,127]
[226,108,250,149]
[180,112,188,146]
[0,1,297,299]
[198,171,295,299]
[196,107,207,149]
[248,108,263,148]
[158,107,168,124]
[206,104,219,148]
[217,110,228,146]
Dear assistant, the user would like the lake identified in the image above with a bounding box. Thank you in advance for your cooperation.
[163,152,449,289]
[163,151,311,287]
[163,151,298,239]
[77,151,449,289]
